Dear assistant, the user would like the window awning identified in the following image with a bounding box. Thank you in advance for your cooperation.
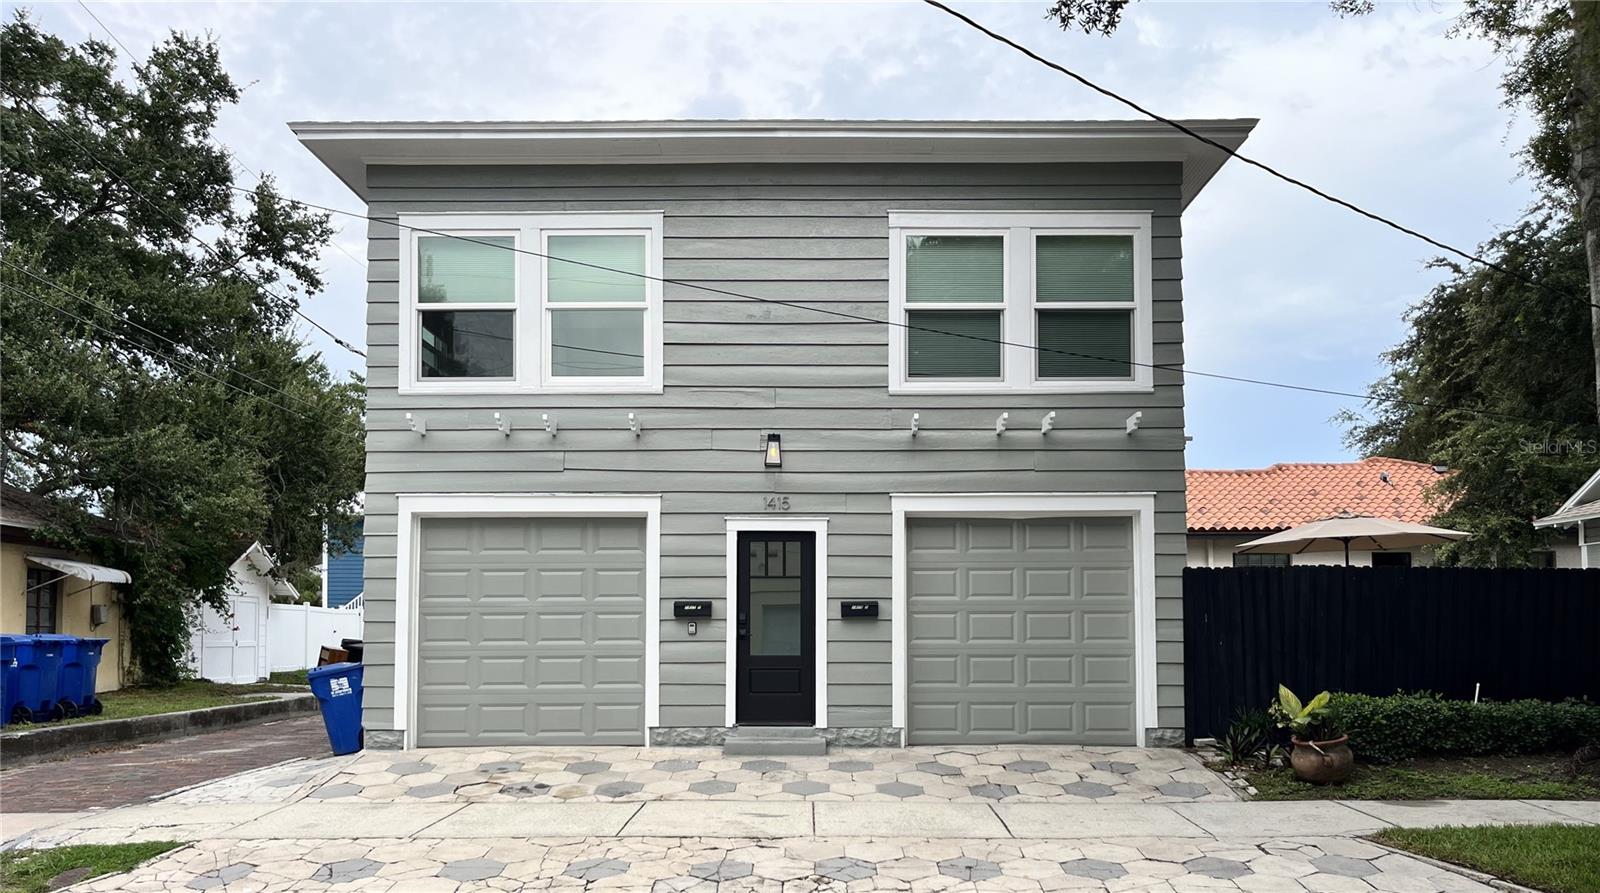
[26,555,131,585]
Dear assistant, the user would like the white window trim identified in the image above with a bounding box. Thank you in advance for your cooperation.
[887,211,1153,395]
[393,493,662,749]
[888,492,1159,747]
[723,517,829,730]
[397,212,664,395]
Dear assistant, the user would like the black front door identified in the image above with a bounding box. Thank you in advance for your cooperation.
[735,532,815,726]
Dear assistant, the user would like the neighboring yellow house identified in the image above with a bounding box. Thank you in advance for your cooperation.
[0,487,133,693]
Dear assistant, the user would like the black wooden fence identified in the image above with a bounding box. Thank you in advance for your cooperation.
[1182,566,1600,742]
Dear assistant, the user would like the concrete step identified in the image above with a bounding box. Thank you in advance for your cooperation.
[722,726,828,756]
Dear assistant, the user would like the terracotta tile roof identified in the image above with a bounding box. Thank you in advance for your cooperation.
[1187,457,1451,533]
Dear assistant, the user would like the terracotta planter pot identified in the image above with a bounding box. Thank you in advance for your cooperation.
[1289,735,1353,784]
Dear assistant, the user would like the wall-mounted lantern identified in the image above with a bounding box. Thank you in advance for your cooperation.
[764,433,783,468]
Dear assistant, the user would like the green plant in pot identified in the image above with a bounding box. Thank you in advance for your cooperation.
[1271,685,1353,784]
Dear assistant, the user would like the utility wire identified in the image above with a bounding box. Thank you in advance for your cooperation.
[0,257,327,412]
[11,92,639,367]
[245,188,1568,426]
[73,0,372,275]
[921,0,1600,314]
[1,282,313,421]
[74,0,134,59]
[52,1,1582,423]
[11,93,636,365]
[5,93,368,359]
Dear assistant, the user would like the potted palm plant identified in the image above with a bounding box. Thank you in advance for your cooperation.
[1270,685,1353,784]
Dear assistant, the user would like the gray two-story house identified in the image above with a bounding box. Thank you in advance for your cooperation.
[296,119,1254,750]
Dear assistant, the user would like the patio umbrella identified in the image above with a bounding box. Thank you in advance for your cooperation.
[1233,512,1470,565]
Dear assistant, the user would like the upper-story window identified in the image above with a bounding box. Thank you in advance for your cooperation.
[888,211,1153,394]
[399,213,663,394]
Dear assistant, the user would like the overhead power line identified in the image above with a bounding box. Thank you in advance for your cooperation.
[920,0,1600,314]
[2,281,313,421]
[0,257,324,412]
[73,0,372,275]
[5,93,368,359]
[240,187,1567,427]
[73,0,134,59]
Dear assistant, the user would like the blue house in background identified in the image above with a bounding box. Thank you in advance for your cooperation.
[323,522,364,609]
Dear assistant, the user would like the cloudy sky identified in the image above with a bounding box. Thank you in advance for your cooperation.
[24,1,1538,468]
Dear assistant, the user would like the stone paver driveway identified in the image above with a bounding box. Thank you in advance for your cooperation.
[293,744,1235,805]
[67,833,1497,892]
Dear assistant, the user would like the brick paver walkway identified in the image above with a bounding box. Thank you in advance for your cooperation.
[300,744,1236,805]
[68,833,1500,892]
[0,715,328,812]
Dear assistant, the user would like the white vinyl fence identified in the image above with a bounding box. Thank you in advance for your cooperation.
[268,602,365,672]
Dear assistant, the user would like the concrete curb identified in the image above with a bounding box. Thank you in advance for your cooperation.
[0,693,317,767]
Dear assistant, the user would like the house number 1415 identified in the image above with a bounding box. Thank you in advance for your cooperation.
[764,496,791,512]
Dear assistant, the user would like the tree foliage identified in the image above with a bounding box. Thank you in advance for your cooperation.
[1342,212,1597,565]
[1451,1,1572,198]
[1040,0,1597,560]
[0,13,364,682]
[1349,0,1596,562]
[1045,0,1371,36]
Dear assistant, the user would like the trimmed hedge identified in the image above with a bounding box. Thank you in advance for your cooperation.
[1329,692,1600,764]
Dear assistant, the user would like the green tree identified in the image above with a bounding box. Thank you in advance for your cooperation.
[1044,0,1597,423]
[1343,213,1597,565]
[0,12,364,681]
[1040,0,1597,561]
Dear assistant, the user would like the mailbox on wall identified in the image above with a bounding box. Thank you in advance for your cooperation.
[840,601,880,619]
[673,600,713,619]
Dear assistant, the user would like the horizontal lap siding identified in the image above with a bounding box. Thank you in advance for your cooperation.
[363,162,1188,734]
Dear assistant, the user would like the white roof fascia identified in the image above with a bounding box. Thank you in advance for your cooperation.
[1553,465,1600,515]
[290,118,1257,208]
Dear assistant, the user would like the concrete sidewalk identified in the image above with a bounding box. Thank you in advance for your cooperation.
[58,832,1520,893]
[8,796,1595,849]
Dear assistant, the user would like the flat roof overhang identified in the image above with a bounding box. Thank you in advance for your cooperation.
[290,118,1257,207]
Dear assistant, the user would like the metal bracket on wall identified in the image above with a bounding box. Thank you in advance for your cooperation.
[910,413,920,437]
[1040,411,1056,436]
[494,412,513,437]
[542,413,558,437]
[628,413,641,437]
[995,412,1009,436]
[1125,411,1143,435]
[406,413,426,437]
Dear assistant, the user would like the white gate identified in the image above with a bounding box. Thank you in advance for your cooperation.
[190,591,270,684]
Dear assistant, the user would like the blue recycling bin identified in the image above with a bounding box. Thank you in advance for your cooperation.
[9,635,64,722]
[36,635,89,717]
[307,662,364,755]
[0,634,22,726]
[77,637,108,714]
[34,635,108,716]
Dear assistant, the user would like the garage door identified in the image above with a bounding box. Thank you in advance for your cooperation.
[416,517,646,746]
[907,517,1137,744]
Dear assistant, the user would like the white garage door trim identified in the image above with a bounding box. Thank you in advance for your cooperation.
[395,493,662,749]
[890,492,1158,744]
[723,516,830,729]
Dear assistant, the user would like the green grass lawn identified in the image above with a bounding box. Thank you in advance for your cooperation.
[0,842,183,893]
[1243,753,1600,801]
[9,679,306,728]
[268,669,309,685]
[1373,825,1600,893]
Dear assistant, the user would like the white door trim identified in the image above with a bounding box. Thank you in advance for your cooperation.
[889,492,1159,745]
[395,492,662,749]
[723,516,830,729]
